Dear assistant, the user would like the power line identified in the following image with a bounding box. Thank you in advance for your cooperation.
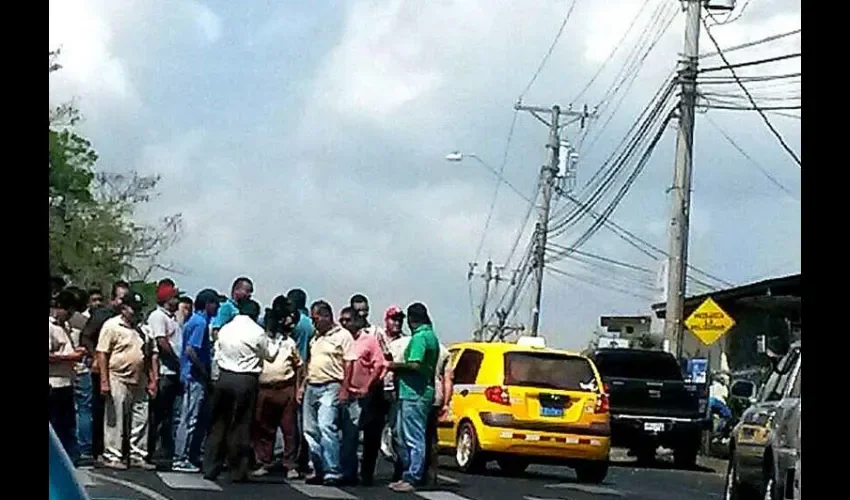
[471,110,520,263]
[571,0,654,103]
[547,266,656,302]
[702,114,799,201]
[703,104,801,111]
[518,0,578,101]
[702,18,801,168]
[699,28,800,58]
[699,52,801,74]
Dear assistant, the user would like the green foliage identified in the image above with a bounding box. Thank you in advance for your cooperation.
[49,50,183,290]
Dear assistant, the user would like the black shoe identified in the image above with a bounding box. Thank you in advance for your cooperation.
[305,475,324,485]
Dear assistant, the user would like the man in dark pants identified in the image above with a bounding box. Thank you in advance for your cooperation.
[147,280,184,463]
[80,280,130,460]
[49,289,85,459]
[423,343,452,486]
[203,299,279,482]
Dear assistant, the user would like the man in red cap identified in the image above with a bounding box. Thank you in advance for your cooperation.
[146,278,183,464]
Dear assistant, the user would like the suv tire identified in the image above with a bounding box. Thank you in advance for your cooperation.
[574,460,609,484]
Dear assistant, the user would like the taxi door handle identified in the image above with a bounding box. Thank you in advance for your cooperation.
[459,389,469,397]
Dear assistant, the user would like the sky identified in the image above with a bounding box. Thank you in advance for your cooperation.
[48,0,801,350]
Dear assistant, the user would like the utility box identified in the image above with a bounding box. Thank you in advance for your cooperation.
[705,0,736,11]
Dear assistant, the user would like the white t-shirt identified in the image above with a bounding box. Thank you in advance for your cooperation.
[49,317,76,388]
[147,307,182,376]
[710,381,728,403]
[215,316,279,374]
[383,335,411,392]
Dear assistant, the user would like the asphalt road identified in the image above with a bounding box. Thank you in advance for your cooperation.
[79,452,728,500]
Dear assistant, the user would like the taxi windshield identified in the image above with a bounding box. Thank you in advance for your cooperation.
[504,352,596,391]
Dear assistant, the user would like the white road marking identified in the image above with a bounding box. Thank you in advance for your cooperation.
[86,471,172,500]
[437,474,460,485]
[416,492,473,500]
[156,472,223,491]
[287,483,357,499]
[74,469,96,487]
[545,483,624,496]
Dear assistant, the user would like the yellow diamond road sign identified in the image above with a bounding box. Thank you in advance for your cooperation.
[684,297,736,346]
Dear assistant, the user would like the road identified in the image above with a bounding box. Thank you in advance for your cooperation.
[79,451,727,500]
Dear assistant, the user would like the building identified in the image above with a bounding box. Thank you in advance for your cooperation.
[651,274,800,372]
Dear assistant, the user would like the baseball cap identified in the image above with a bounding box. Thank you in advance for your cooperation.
[121,292,145,312]
[156,282,181,303]
[196,288,226,309]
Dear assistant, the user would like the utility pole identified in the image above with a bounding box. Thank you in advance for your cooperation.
[514,103,595,337]
[664,0,702,359]
[477,260,494,341]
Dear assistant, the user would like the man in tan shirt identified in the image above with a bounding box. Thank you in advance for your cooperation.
[96,293,159,470]
[299,300,354,486]
[251,296,302,477]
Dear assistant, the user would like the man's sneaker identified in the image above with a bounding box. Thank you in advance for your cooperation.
[172,462,201,473]
[286,469,303,480]
[390,481,416,493]
[251,466,270,477]
[130,459,156,471]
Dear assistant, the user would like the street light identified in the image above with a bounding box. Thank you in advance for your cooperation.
[444,150,532,202]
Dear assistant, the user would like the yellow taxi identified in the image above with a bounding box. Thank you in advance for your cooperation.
[437,337,611,483]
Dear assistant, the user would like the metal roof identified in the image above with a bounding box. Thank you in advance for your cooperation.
[651,273,801,319]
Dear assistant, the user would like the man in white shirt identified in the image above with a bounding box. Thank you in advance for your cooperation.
[147,280,183,463]
[50,289,85,460]
[203,299,279,483]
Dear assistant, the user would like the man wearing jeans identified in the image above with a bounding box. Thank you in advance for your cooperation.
[299,300,353,486]
[173,289,221,473]
[338,309,386,486]
[387,303,439,493]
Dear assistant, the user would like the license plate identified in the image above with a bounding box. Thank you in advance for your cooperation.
[540,406,564,417]
[644,422,665,432]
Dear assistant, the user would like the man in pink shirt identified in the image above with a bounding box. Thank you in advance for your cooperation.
[338,307,386,486]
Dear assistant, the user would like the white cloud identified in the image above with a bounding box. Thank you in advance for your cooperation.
[185,1,223,44]
[48,0,139,110]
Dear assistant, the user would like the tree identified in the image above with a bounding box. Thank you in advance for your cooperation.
[49,50,183,289]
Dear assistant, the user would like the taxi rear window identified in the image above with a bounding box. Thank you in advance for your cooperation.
[503,352,597,392]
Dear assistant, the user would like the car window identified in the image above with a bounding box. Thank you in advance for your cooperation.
[764,349,800,402]
[453,349,484,385]
[504,352,597,391]
[790,365,800,398]
[592,350,683,381]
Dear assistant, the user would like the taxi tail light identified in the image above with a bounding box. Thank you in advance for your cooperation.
[485,386,511,406]
[595,383,610,414]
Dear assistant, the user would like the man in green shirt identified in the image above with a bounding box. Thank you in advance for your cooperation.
[387,302,439,492]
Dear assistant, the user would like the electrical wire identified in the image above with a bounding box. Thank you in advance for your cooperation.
[702,114,800,201]
[699,29,800,58]
[701,18,801,168]
[471,110,520,264]
[698,52,801,74]
[571,0,655,103]
[547,266,657,302]
[518,0,578,101]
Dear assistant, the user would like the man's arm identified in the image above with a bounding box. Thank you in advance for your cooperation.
[340,360,354,399]
[97,352,110,393]
[147,353,159,397]
[440,364,454,419]
[150,313,180,373]
[389,335,424,373]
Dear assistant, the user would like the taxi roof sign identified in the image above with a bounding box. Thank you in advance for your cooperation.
[684,297,736,346]
[516,336,546,349]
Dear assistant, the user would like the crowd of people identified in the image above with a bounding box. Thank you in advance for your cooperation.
[48,276,453,493]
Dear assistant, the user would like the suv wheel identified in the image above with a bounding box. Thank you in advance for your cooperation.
[455,422,485,473]
[574,460,609,484]
[724,455,758,500]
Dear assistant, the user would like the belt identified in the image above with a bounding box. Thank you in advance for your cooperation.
[219,368,260,378]
[260,378,297,389]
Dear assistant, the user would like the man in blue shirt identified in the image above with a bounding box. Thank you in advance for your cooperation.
[210,277,254,382]
[172,289,222,473]
[286,288,314,477]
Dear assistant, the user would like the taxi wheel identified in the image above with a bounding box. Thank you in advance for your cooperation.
[455,422,486,473]
[574,460,609,484]
[496,457,530,476]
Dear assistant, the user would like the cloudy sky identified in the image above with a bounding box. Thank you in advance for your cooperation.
[48,0,801,349]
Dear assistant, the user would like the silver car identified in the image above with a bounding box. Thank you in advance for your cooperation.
[723,342,800,500]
